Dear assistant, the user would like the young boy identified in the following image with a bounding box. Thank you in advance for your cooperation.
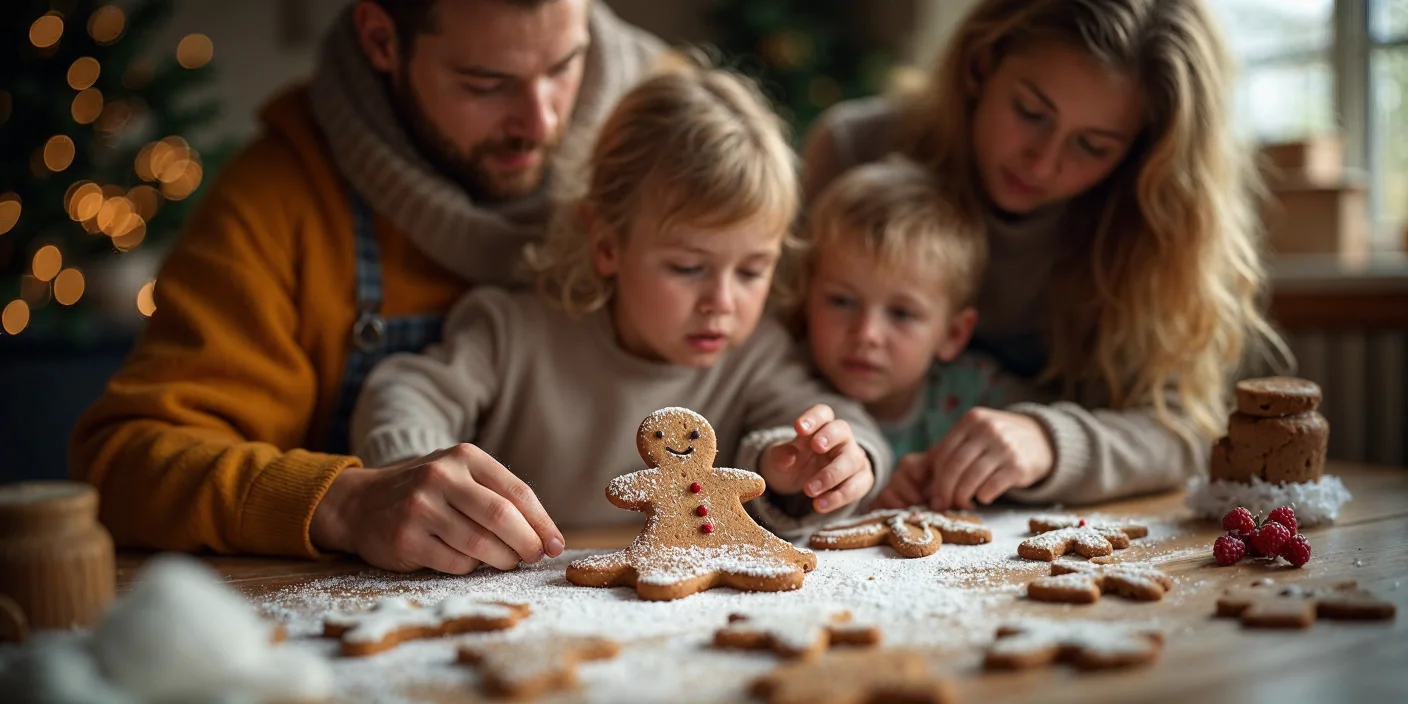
[796,157,1031,502]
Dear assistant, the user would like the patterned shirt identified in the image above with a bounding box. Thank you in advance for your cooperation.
[880,352,1031,457]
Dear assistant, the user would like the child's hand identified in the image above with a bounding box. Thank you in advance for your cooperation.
[924,408,1054,510]
[759,404,874,513]
[869,452,929,509]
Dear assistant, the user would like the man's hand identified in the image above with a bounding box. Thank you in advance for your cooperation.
[310,443,565,574]
[924,408,1055,510]
[758,404,874,514]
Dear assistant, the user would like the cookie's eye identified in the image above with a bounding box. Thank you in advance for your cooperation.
[655,430,664,439]
[690,429,700,440]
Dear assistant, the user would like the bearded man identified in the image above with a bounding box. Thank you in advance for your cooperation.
[71,0,663,573]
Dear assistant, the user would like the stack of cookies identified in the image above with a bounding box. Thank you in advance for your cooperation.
[1211,377,1329,485]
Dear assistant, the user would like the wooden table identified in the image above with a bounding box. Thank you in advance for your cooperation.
[116,462,1408,703]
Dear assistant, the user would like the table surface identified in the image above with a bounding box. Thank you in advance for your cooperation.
[115,462,1408,704]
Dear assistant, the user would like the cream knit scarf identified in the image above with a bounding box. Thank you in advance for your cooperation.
[308,3,661,286]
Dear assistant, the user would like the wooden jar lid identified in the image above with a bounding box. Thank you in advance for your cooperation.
[0,481,100,534]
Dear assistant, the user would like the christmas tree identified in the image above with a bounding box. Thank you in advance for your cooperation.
[707,0,894,138]
[1,0,230,341]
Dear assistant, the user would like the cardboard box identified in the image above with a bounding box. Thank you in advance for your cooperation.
[1260,137,1343,186]
[1261,172,1371,265]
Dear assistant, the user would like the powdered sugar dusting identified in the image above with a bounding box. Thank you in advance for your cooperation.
[633,546,806,585]
[256,509,1181,703]
[718,607,864,653]
[992,618,1162,657]
[1184,474,1352,526]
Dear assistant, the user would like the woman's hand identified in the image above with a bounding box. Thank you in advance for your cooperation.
[759,404,875,514]
[924,408,1055,510]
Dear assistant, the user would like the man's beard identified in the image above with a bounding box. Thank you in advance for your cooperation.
[391,76,559,202]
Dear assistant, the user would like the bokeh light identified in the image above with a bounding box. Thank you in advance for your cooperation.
[30,14,64,49]
[53,268,85,306]
[0,193,20,235]
[88,5,126,45]
[2,300,31,335]
[32,245,62,282]
[44,135,76,172]
[67,57,100,90]
[72,88,104,124]
[176,34,214,69]
[136,280,157,317]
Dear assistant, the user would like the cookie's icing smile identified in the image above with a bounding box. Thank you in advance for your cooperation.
[666,446,694,457]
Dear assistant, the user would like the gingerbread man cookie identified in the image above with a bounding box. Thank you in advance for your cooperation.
[458,636,620,699]
[984,619,1164,671]
[565,408,817,600]
[714,609,881,659]
[1018,515,1147,561]
[808,508,992,558]
[1027,561,1173,603]
[750,649,956,704]
[322,596,530,656]
[1216,578,1397,628]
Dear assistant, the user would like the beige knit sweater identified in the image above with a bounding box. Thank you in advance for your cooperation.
[351,288,893,539]
[812,97,1211,505]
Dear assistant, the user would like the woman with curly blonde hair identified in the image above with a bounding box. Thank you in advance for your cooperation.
[804,0,1288,510]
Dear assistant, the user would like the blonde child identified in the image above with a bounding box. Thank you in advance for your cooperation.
[804,0,1289,512]
[796,158,1031,504]
[351,63,891,562]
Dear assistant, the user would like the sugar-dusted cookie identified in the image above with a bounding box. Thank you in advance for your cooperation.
[565,408,817,600]
[1235,376,1322,418]
[1026,561,1173,603]
[459,636,620,699]
[1028,514,1149,540]
[1017,514,1146,562]
[1216,578,1397,629]
[714,609,881,660]
[322,596,530,656]
[750,649,956,704]
[984,619,1164,671]
[808,508,992,558]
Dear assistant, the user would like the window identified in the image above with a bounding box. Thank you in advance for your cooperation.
[1371,0,1408,224]
[1217,0,1408,249]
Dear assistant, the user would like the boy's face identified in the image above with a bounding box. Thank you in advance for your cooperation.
[595,214,784,367]
[806,238,976,421]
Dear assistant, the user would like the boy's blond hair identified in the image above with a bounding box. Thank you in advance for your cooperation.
[803,157,986,312]
[526,58,799,316]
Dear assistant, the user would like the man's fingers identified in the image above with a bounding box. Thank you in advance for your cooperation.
[928,438,984,511]
[419,535,486,576]
[464,448,565,557]
[815,470,874,514]
[425,494,523,571]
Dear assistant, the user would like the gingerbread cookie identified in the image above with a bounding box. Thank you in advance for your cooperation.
[714,610,880,659]
[458,635,619,699]
[750,649,956,704]
[1027,561,1173,603]
[322,596,530,656]
[1018,516,1145,562]
[1028,514,1149,539]
[1216,578,1397,628]
[1226,411,1329,484]
[808,508,992,558]
[1236,377,1322,418]
[984,619,1163,671]
[565,408,816,600]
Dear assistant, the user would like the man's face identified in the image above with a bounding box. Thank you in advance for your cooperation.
[366,0,592,201]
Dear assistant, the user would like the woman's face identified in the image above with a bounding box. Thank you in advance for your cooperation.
[971,40,1145,214]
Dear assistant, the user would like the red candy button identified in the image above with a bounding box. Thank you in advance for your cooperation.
[701,522,714,534]
[696,505,708,517]
[689,482,702,493]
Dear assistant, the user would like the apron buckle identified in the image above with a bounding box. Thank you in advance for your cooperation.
[351,308,386,353]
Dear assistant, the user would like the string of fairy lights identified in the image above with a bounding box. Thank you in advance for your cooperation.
[1,5,213,337]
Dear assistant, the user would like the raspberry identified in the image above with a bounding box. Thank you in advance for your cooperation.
[1251,521,1292,557]
[1266,506,1298,534]
[1213,535,1246,566]
[1222,506,1257,533]
[1280,534,1312,568]
[1230,529,1261,556]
